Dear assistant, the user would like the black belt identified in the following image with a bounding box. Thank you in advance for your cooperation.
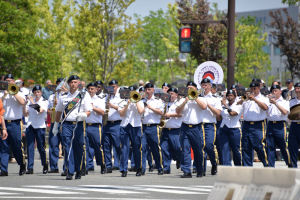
[164,127,180,131]
[244,120,264,125]
[183,123,200,128]
[86,123,101,126]
[268,121,286,124]
[5,119,21,123]
[107,120,121,124]
[64,121,83,125]
[143,124,158,127]
[292,122,300,125]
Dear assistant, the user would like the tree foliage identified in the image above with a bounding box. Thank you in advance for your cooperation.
[269,8,300,80]
[177,0,227,66]
[72,0,139,84]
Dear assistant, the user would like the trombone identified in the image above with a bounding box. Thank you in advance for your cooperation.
[188,88,198,100]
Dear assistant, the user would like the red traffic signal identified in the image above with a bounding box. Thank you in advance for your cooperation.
[180,27,191,39]
[179,26,192,53]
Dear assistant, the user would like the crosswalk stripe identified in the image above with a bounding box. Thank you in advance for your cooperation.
[0,197,174,200]
[0,192,19,195]
[0,187,84,195]
[27,185,144,194]
[138,185,211,192]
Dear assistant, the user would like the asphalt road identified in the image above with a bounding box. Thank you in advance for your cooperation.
[0,160,217,200]
[0,159,294,200]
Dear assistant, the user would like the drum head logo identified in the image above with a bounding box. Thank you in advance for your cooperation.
[194,61,224,88]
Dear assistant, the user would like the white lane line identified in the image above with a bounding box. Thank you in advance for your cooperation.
[138,185,211,192]
[0,187,84,195]
[0,192,19,195]
[194,185,214,188]
[137,187,204,195]
[0,197,175,200]
[27,185,144,194]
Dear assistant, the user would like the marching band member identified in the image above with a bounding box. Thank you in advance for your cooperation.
[53,75,92,180]
[142,83,164,175]
[219,90,242,166]
[176,81,207,178]
[119,85,144,177]
[48,78,64,174]
[288,82,300,168]
[103,79,122,173]
[85,82,106,174]
[160,88,183,174]
[266,84,291,167]
[0,74,26,176]
[162,82,171,93]
[24,85,49,174]
[241,81,269,167]
[201,78,221,176]
[0,99,8,176]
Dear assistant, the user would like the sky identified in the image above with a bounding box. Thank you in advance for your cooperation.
[126,0,288,18]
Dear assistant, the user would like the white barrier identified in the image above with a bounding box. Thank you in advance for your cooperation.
[207,166,300,200]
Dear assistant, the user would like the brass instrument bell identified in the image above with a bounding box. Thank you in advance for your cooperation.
[8,83,19,95]
[130,91,141,103]
[188,88,198,100]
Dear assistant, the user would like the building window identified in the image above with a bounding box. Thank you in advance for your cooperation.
[274,47,281,55]
[263,45,271,55]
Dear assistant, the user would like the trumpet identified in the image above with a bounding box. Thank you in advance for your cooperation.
[130,91,141,103]
[0,81,19,95]
[188,88,198,100]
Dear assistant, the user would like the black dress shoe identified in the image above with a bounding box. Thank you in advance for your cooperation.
[141,170,145,176]
[43,164,48,174]
[211,165,217,175]
[192,168,197,174]
[101,165,106,174]
[136,168,142,176]
[48,169,59,173]
[176,160,181,169]
[106,168,112,173]
[163,170,170,174]
[158,170,164,175]
[148,166,154,172]
[0,171,8,176]
[26,169,33,174]
[19,164,26,176]
[202,171,206,176]
[61,170,67,176]
[112,166,119,170]
[197,172,203,177]
[181,172,192,178]
[66,173,73,180]
[121,171,127,177]
[128,167,136,172]
[75,172,81,179]
[80,168,86,176]
[88,168,94,171]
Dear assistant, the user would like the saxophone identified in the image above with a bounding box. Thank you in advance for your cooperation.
[158,102,168,128]
[50,92,57,123]
[102,94,110,126]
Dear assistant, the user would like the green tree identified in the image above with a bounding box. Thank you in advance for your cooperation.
[269,8,300,80]
[72,0,139,84]
[232,19,271,86]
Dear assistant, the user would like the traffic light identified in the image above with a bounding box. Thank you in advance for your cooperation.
[179,26,192,53]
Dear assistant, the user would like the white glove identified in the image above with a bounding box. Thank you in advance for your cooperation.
[76,112,87,121]
[52,122,59,136]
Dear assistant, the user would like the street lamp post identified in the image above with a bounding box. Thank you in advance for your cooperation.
[227,0,235,89]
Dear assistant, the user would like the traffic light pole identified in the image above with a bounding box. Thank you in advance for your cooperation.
[180,0,236,88]
[227,0,235,89]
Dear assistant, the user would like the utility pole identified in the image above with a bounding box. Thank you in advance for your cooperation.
[227,0,235,89]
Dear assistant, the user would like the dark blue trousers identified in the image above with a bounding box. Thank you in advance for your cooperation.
[203,123,218,173]
[142,125,163,171]
[120,124,142,172]
[161,128,181,171]
[86,124,105,166]
[242,121,268,167]
[86,136,95,170]
[61,121,84,175]
[219,125,242,166]
[215,120,222,165]
[0,120,25,172]
[266,121,291,167]
[180,123,204,174]
[26,125,47,169]
[141,133,154,172]
[288,122,300,168]
[48,123,63,171]
[103,121,121,169]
